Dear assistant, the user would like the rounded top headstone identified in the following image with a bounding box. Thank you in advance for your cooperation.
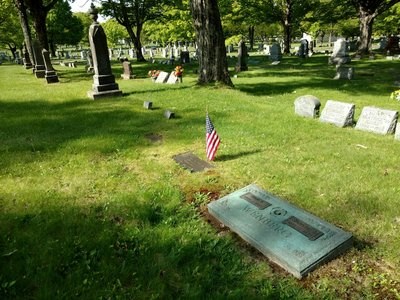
[294,95,321,107]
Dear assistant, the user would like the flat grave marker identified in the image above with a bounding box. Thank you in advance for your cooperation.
[355,106,398,135]
[173,152,213,172]
[319,100,355,127]
[207,184,353,279]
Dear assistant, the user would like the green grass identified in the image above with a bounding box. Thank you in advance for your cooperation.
[1,53,400,299]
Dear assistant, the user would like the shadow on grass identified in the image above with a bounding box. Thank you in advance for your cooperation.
[216,149,264,161]
[0,192,312,299]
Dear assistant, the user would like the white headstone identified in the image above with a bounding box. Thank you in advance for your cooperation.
[166,72,178,84]
[319,100,355,127]
[155,71,169,83]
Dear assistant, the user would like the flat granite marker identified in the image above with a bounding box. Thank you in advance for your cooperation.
[319,100,355,127]
[355,106,398,135]
[155,71,169,83]
[208,184,353,278]
[173,152,213,172]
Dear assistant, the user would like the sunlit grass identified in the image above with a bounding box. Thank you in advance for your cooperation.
[1,53,400,299]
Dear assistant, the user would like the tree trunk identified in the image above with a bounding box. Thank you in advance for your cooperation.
[190,0,233,86]
[248,25,255,51]
[124,24,146,62]
[135,23,146,62]
[357,7,376,55]
[32,8,49,50]
[14,0,34,64]
[282,0,292,54]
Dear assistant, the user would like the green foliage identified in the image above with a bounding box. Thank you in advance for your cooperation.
[74,12,93,46]
[47,0,84,48]
[0,0,24,49]
[102,18,128,47]
[1,49,400,299]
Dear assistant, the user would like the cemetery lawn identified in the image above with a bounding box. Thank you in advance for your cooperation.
[1,54,400,299]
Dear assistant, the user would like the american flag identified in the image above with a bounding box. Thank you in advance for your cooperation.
[206,113,220,161]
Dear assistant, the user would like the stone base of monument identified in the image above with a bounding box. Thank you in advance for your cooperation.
[208,184,353,279]
[35,66,46,79]
[45,71,59,84]
[87,89,122,100]
[88,74,122,99]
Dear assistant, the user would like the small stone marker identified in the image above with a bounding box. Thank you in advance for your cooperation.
[121,60,134,79]
[144,101,152,109]
[294,95,321,118]
[173,152,213,172]
[155,71,169,83]
[207,184,353,279]
[166,72,178,84]
[319,100,355,127]
[355,106,398,135]
[164,110,175,119]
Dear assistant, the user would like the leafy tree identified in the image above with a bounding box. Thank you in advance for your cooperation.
[47,0,84,55]
[22,0,59,50]
[190,0,232,86]
[143,1,194,45]
[374,3,400,36]
[100,0,175,62]
[349,0,400,54]
[0,0,24,59]
[102,18,128,47]
[74,11,93,46]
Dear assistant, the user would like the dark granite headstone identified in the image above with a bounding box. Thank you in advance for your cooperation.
[173,152,213,172]
[32,40,45,78]
[208,184,353,278]
[87,4,122,100]
[144,101,152,109]
[42,49,59,83]
[180,51,190,64]
[355,106,398,135]
[319,100,355,127]
[23,47,32,69]
[294,95,321,118]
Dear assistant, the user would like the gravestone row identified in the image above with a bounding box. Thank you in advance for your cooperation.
[294,95,400,137]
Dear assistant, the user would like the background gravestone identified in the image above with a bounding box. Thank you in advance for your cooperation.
[334,66,354,80]
[87,4,122,100]
[319,100,355,127]
[235,40,248,72]
[32,40,45,78]
[269,43,282,61]
[329,39,351,65]
[121,59,134,79]
[355,106,398,135]
[294,95,321,118]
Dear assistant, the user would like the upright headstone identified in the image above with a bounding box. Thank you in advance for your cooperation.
[121,59,134,79]
[155,71,169,83]
[166,71,178,84]
[294,95,321,118]
[180,51,190,64]
[298,39,309,58]
[23,46,33,69]
[385,36,400,55]
[87,4,122,100]
[236,40,248,72]
[319,100,355,127]
[32,40,46,78]
[42,49,59,83]
[329,39,351,65]
[269,43,282,61]
[355,106,398,135]
[86,51,94,73]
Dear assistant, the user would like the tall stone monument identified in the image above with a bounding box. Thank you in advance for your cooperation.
[42,49,59,83]
[87,4,122,100]
[32,40,46,78]
[329,38,351,65]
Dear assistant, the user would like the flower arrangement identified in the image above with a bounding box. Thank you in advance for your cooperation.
[148,70,160,79]
[174,65,184,77]
[390,89,400,101]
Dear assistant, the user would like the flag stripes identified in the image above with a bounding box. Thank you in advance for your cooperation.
[206,113,220,161]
